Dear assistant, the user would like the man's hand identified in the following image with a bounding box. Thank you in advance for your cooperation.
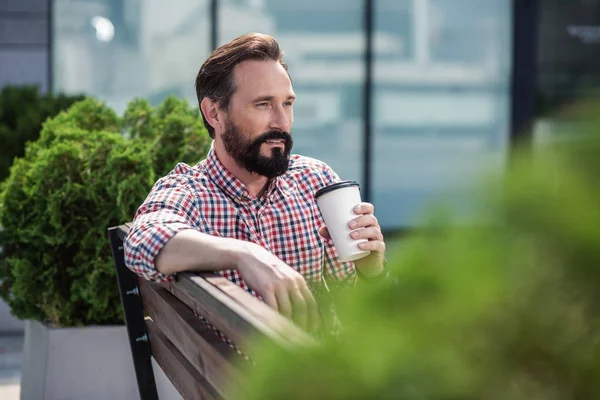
[319,202,386,277]
[234,242,320,332]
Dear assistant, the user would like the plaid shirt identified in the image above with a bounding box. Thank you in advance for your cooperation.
[124,147,357,295]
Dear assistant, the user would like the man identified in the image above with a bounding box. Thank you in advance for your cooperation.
[124,33,388,333]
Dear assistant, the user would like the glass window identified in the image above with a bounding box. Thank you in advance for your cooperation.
[373,0,513,229]
[218,0,366,186]
[53,0,211,114]
[534,0,600,145]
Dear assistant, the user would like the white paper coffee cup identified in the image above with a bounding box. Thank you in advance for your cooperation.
[315,180,371,262]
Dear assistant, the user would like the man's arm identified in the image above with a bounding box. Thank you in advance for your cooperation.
[149,228,321,331]
[153,229,242,275]
[124,175,320,331]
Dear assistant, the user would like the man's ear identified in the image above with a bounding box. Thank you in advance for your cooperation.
[200,97,224,133]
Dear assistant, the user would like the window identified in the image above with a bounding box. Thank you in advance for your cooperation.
[218,0,366,186]
[372,0,513,228]
[53,0,211,114]
[534,0,600,145]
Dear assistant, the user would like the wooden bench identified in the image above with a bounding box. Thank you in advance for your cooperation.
[108,224,315,400]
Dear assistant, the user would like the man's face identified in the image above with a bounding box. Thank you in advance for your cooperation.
[220,59,295,178]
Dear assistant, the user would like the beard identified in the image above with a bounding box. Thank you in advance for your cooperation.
[221,118,293,179]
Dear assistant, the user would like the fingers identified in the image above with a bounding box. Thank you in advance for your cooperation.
[322,203,377,239]
[348,204,386,257]
[289,288,308,330]
[238,244,320,332]
[358,239,386,253]
[353,202,375,214]
[262,291,279,311]
[349,214,379,230]
[272,278,319,332]
[300,284,320,333]
[275,287,293,320]
[351,226,384,242]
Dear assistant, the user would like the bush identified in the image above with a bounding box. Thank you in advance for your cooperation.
[238,109,600,398]
[0,96,210,326]
[0,85,84,182]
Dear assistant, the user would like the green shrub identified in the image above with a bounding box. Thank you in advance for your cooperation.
[0,84,84,182]
[238,109,600,399]
[149,96,211,177]
[0,96,210,326]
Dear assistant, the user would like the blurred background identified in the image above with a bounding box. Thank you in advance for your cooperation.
[3,0,600,229]
[1,0,600,398]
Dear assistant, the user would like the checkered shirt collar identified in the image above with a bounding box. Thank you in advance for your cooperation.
[202,145,292,201]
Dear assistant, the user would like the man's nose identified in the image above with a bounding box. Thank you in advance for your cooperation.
[269,105,292,133]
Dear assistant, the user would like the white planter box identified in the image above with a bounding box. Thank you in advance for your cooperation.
[20,320,140,400]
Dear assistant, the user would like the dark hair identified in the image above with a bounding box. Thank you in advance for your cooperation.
[195,33,289,138]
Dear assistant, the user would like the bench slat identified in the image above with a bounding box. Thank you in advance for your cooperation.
[146,320,221,400]
[169,273,316,360]
[114,223,315,400]
[139,279,243,399]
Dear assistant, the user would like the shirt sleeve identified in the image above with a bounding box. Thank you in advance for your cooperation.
[317,164,358,286]
[123,174,200,282]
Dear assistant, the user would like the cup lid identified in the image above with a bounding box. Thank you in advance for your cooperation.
[315,180,360,199]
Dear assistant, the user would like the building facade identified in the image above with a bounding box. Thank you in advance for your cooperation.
[3,0,599,231]
[0,0,51,92]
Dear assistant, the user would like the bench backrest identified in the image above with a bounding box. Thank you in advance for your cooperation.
[108,224,314,400]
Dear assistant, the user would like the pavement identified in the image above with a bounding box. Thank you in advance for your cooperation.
[0,334,23,400]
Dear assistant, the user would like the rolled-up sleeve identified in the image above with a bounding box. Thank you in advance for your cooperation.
[124,175,200,282]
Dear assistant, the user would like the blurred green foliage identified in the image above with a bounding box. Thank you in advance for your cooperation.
[0,85,85,182]
[0,96,210,326]
[239,107,600,399]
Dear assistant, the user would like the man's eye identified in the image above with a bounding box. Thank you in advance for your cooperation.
[284,101,294,107]
[257,102,269,107]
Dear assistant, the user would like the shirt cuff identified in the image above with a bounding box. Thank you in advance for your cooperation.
[355,260,395,285]
[124,222,194,282]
